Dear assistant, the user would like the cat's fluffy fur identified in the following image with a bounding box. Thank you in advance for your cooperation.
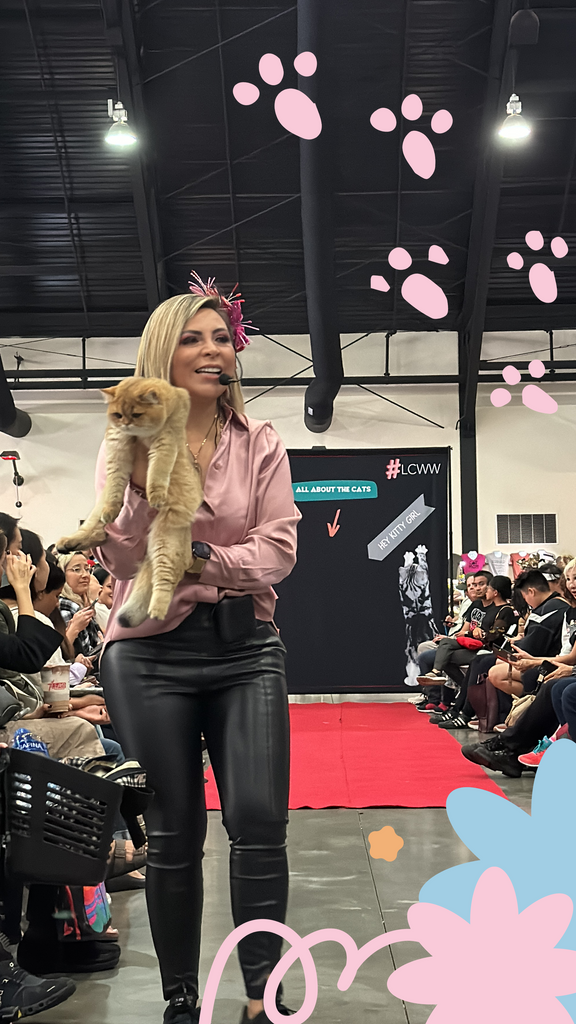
[57,377,203,627]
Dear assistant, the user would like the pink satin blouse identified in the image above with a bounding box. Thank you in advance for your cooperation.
[94,406,301,645]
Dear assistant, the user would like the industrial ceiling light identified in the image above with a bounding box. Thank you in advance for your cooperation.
[105,100,137,146]
[498,94,531,140]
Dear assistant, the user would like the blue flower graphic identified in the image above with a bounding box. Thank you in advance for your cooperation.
[420,740,576,1019]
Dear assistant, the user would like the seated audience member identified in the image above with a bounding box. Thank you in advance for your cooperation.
[417,571,500,687]
[0,533,78,1017]
[0,536,106,761]
[414,572,492,712]
[0,513,22,558]
[429,576,516,729]
[461,566,572,775]
[91,566,113,633]
[58,551,102,658]
[539,561,565,595]
[443,574,477,635]
[483,568,568,699]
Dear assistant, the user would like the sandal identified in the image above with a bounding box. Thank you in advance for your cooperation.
[106,839,147,880]
[106,871,146,893]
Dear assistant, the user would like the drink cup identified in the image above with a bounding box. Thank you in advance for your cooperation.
[40,664,71,714]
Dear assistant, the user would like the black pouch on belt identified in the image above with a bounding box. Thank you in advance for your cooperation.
[213,595,257,644]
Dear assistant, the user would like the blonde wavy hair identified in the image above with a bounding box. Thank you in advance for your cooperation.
[135,293,244,415]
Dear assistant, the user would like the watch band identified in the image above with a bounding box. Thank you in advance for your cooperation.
[187,555,208,575]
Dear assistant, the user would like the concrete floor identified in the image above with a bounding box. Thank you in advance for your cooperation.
[34,708,535,1024]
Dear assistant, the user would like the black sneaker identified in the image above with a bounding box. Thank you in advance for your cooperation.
[429,709,454,724]
[0,959,75,1018]
[164,994,199,1024]
[460,742,523,778]
[437,713,471,729]
[483,735,508,752]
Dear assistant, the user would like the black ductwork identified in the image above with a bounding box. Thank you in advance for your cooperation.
[298,0,343,433]
[0,356,31,437]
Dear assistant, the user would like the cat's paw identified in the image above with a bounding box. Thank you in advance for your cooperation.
[146,487,169,509]
[147,593,172,621]
[100,502,123,524]
[55,535,76,554]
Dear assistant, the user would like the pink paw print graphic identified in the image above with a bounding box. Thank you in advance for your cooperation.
[232,52,321,140]
[371,244,449,320]
[507,231,569,303]
[370,94,453,179]
[491,361,558,415]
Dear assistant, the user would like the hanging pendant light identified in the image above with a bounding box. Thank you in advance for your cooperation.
[105,100,138,147]
[498,94,531,140]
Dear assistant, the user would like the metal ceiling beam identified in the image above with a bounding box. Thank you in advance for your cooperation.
[484,304,576,328]
[100,0,167,312]
[0,201,134,214]
[457,0,518,551]
[8,372,576,392]
[0,312,148,336]
[4,370,460,385]
[0,264,140,277]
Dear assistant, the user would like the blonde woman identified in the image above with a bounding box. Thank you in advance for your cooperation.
[96,284,301,1024]
[57,551,102,660]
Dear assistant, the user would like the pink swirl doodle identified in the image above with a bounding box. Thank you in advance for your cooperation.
[199,919,411,1024]
[199,868,576,1024]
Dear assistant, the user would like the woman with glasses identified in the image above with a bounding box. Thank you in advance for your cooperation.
[57,552,102,658]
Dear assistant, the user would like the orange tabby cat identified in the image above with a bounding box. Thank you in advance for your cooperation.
[57,377,203,626]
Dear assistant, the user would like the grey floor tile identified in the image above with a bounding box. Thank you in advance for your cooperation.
[31,719,536,1024]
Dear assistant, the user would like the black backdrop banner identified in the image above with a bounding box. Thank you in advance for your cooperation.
[274,448,451,693]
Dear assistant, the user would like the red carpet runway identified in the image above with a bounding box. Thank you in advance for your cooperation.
[204,701,505,809]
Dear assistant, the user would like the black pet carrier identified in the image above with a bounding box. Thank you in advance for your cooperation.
[3,748,122,886]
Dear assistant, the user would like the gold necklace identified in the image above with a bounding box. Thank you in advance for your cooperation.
[186,412,219,468]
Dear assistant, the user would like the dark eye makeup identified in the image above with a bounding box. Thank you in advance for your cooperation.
[179,333,231,345]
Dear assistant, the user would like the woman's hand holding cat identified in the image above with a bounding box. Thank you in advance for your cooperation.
[130,440,149,492]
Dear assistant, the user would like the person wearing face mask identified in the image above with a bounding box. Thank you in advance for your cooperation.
[57,552,103,659]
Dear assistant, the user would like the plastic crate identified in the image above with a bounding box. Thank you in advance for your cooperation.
[4,748,122,886]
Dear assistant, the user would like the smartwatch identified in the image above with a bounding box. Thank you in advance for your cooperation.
[188,541,212,575]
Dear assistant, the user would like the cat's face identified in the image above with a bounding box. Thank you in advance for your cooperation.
[102,379,170,436]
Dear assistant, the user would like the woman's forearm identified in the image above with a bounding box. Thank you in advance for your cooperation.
[14,586,35,619]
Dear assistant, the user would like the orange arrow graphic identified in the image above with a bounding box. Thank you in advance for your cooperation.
[327,509,341,537]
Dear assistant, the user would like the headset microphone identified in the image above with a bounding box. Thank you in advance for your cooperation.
[218,373,240,386]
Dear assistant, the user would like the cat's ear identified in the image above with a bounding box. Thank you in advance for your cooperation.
[101,387,117,402]
[141,390,159,405]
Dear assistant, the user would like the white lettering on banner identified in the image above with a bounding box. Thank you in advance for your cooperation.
[400,463,442,476]
[368,494,436,562]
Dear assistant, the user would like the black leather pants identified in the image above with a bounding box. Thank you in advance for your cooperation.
[101,604,290,1003]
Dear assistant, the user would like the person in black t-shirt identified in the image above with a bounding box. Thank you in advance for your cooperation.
[417,576,513,686]
[462,565,576,776]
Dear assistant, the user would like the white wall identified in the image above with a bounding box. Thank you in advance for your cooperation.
[2,327,576,558]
